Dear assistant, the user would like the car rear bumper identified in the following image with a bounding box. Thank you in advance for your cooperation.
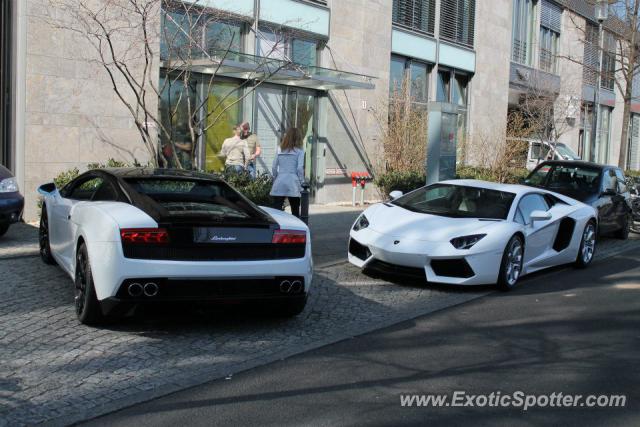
[0,194,24,224]
[87,241,314,301]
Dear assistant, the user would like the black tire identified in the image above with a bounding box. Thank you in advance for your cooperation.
[575,220,597,269]
[75,243,104,325]
[497,235,524,292]
[616,214,631,240]
[39,206,56,265]
[0,223,8,237]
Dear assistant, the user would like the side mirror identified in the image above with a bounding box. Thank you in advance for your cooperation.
[38,183,56,196]
[389,190,403,200]
[530,210,552,223]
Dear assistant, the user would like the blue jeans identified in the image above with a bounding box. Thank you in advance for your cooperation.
[247,162,256,179]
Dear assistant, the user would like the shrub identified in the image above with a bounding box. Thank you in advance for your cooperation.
[375,171,426,197]
[221,171,274,206]
[625,169,640,178]
[456,166,529,184]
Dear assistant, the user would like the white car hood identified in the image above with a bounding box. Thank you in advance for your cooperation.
[364,203,501,242]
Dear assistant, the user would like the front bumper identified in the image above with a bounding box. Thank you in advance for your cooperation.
[348,228,503,285]
[0,193,24,224]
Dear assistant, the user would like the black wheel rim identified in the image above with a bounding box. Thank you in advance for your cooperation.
[75,250,87,316]
[39,212,50,258]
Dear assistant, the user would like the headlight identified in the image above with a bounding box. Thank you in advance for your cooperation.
[450,234,486,250]
[352,214,369,231]
[0,177,19,193]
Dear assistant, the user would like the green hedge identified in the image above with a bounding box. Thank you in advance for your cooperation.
[625,169,640,178]
[374,171,426,197]
[42,161,274,209]
[375,166,530,199]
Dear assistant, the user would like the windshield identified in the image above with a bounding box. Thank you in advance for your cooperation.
[554,143,579,160]
[527,165,601,196]
[125,178,255,219]
[393,184,516,219]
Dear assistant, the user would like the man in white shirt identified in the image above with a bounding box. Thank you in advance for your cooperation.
[219,125,250,174]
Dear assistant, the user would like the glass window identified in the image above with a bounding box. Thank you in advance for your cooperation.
[393,184,516,219]
[392,0,436,35]
[602,169,616,192]
[544,165,602,196]
[205,80,242,172]
[161,11,195,60]
[68,177,104,201]
[159,76,197,170]
[525,164,552,186]
[437,70,451,102]
[452,73,468,106]
[440,0,475,47]
[517,194,549,225]
[205,20,242,56]
[539,27,560,73]
[390,56,407,97]
[257,28,287,60]
[410,62,429,103]
[511,0,535,66]
[614,169,627,193]
[291,38,318,67]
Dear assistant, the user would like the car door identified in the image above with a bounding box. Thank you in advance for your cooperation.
[515,193,558,268]
[53,175,105,270]
[614,169,632,229]
[598,169,618,234]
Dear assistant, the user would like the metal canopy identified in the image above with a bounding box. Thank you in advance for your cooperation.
[162,50,375,91]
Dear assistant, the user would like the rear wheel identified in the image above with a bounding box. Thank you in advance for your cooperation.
[39,206,56,265]
[75,243,104,325]
[0,223,8,237]
[497,235,524,292]
[575,220,597,269]
[616,214,631,240]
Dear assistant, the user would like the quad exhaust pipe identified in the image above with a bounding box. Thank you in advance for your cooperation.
[279,280,303,294]
[127,282,143,297]
[143,282,159,297]
[127,282,159,297]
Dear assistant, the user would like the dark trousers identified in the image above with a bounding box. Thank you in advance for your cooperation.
[272,196,301,218]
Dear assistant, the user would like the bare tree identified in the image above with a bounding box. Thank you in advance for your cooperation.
[371,74,428,174]
[45,0,300,169]
[565,0,640,168]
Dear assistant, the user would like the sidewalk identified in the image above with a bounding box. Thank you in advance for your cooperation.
[0,205,365,265]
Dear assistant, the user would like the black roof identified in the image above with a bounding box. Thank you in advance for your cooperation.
[535,160,615,170]
[101,168,223,181]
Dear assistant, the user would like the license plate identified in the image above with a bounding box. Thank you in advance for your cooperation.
[193,227,273,244]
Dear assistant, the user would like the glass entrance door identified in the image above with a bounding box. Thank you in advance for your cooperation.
[255,86,316,184]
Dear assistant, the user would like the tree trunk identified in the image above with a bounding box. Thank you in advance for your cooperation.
[619,94,631,169]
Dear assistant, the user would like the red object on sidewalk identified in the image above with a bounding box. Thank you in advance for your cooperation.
[351,172,372,206]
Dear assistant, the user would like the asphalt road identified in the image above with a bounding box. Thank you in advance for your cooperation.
[83,250,640,427]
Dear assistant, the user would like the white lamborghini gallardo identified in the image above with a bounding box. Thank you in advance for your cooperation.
[348,180,598,290]
[38,168,313,324]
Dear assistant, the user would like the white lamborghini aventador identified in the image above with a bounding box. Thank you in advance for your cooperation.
[348,180,598,290]
[38,168,313,324]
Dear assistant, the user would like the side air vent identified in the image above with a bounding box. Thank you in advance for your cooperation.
[553,218,576,252]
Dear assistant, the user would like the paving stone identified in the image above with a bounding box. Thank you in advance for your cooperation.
[0,234,637,426]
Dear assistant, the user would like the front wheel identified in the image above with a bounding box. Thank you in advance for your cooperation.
[39,206,56,265]
[75,243,104,325]
[497,235,524,292]
[575,220,597,269]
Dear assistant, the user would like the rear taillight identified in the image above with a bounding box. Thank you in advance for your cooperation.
[272,229,306,244]
[120,228,169,244]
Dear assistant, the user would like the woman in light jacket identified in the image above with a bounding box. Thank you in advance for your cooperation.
[271,128,304,218]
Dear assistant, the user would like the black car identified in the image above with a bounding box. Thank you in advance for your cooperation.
[0,164,24,237]
[524,160,632,239]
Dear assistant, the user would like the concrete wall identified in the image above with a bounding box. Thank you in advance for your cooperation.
[20,0,157,220]
[466,0,512,158]
[556,10,585,153]
[317,0,392,204]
